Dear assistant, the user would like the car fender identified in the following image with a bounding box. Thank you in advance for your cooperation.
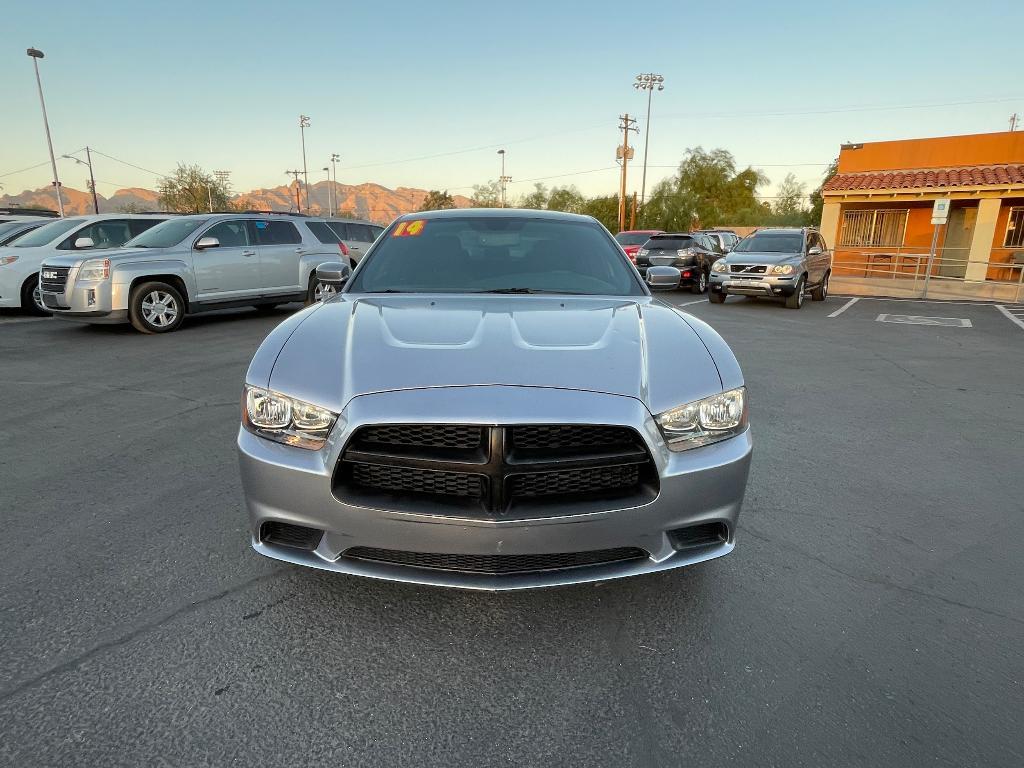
[111,258,195,310]
[673,310,745,392]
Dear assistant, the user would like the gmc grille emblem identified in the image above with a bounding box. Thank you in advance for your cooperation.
[42,271,57,279]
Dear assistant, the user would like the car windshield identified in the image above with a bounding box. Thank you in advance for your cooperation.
[11,218,85,247]
[0,221,33,240]
[733,232,803,253]
[125,218,207,248]
[646,236,695,250]
[347,216,644,296]
[615,232,653,246]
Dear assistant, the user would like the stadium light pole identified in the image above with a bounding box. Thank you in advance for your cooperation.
[322,167,331,215]
[299,115,311,212]
[27,47,64,217]
[634,73,665,209]
[330,153,340,216]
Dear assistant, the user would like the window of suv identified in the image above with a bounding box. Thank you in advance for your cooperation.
[645,235,696,250]
[128,219,164,237]
[127,218,208,248]
[203,220,251,248]
[305,221,342,244]
[58,219,134,250]
[11,218,85,247]
[732,232,803,253]
[255,220,301,245]
[345,223,373,243]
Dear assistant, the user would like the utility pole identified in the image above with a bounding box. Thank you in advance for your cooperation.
[330,153,340,217]
[497,149,511,207]
[298,115,311,212]
[63,147,99,213]
[285,170,303,212]
[1011,113,1020,132]
[617,114,637,232]
[633,73,665,210]
[26,47,64,217]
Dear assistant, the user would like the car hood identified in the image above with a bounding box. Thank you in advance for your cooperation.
[265,295,725,415]
[723,251,800,265]
[40,247,153,268]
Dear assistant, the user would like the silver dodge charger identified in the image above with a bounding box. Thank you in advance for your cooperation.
[237,209,752,590]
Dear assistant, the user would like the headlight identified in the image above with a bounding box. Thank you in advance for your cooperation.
[0,255,18,266]
[712,259,728,273]
[769,264,794,275]
[655,387,747,451]
[242,385,338,450]
[78,258,110,281]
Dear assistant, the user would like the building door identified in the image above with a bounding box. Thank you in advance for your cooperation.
[939,206,977,278]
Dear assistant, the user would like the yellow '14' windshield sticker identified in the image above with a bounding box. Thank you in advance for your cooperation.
[392,220,426,238]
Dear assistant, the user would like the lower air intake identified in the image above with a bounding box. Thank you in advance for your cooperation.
[668,522,729,550]
[260,521,323,551]
[343,546,648,575]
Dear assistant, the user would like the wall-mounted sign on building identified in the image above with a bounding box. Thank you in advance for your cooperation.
[931,198,952,225]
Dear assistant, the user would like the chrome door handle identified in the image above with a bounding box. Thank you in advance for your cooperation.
[295,248,306,254]
[242,250,256,257]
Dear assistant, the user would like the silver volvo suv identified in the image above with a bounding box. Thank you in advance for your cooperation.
[39,213,348,333]
[237,209,753,590]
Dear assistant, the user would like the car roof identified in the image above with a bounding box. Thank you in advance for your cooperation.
[395,207,596,224]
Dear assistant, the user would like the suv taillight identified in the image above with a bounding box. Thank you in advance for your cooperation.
[338,242,349,257]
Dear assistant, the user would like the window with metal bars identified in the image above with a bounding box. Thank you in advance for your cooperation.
[1004,207,1024,248]
[840,209,909,247]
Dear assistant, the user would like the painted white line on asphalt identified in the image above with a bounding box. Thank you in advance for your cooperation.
[876,314,972,327]
[995,305,1024,331]
[674,298,708,307]
[831,295,1003,307]
[827,297,859,318]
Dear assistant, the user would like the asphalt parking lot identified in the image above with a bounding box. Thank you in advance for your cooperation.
[2,295,1023,768]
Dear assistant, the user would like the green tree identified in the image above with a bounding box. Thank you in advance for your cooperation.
[470,181,502,208]
[519,183,549,210]
[579,195,620,232]
[766,173,809,225]
[116,202,147,213]
[546,185,586,214]
[157,164,233,213]
[807,158,838,226]
[418,190,456,211]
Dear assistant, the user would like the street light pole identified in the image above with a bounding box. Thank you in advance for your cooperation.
[299,115,311,212]
[322,168,331,216]
[330,153,340,217]
[497,149,510,208]
[63,147,99,213]
[27,47,64,217]
[634,73,665,210]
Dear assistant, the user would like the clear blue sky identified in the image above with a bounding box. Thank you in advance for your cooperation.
[2,0,1022,203]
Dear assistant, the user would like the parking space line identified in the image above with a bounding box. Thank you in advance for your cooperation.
[995,305,1024,332]
[673,298,708,307]
[827,297,859,318]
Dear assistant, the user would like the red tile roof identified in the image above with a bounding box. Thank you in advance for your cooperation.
[823,164,1024,192]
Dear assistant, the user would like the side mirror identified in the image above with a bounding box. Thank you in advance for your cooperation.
[316,261,351,287]
[808,246,822,256]
[74,236,95,249]
[646,266,681,291]
[195,236,220,250]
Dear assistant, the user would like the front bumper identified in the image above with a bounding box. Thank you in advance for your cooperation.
[238,385,752,590]
[40,269,129,323]
[709,272,797,297]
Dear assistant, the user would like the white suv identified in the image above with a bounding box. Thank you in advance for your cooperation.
[40,213,348,333]
[0,214,168,315]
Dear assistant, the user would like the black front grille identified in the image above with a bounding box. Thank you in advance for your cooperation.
[39,266,70,293]
[730,264,767,274]
[350,463,483,498]
[343,546,648,575]
[510,464,640,498]
[335,423,658,519]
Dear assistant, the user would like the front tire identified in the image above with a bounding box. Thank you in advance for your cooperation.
[129,281,185,333]
[21,275,50,316]
[811,271,830,301]
[785,277,806,309]
[306,274,337,305]
[690,269,708,294]
[708,291,726,304]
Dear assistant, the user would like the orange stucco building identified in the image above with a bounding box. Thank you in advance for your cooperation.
[819,131,1024,288]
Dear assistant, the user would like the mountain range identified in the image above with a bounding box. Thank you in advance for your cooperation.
[0,182,472,223]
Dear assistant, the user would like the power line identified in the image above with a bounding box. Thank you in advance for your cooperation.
[86,149,166,177]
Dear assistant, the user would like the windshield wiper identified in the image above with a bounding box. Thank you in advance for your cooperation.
[470,288,589,295]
